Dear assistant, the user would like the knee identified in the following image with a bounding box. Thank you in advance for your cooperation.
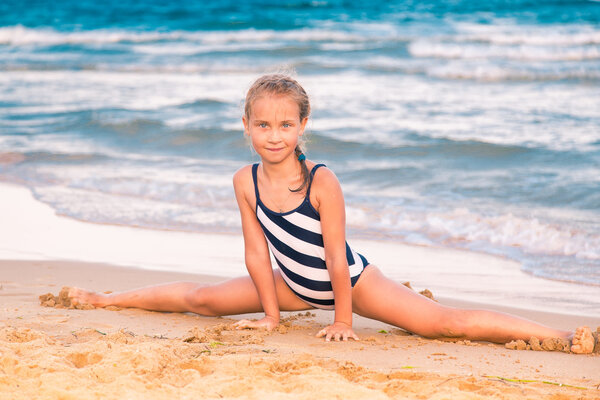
[183,285,214,316]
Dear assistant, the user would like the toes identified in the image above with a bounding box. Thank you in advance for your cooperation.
[571,326,594,354]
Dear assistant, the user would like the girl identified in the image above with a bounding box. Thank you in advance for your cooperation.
[69,74,595,353]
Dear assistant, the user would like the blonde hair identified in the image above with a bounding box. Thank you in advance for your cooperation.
[244,74,311,193]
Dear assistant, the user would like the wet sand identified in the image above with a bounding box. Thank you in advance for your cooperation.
[1,259,599,399]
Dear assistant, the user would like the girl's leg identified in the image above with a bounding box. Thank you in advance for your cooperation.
[69,269,312,316]
[351,265,573,343]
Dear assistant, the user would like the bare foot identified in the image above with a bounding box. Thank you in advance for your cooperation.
[68,287,110,308]
[570,326,595,354]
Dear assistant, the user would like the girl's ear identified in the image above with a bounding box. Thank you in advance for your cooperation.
[242,116,250,135]
[299,117,308,136]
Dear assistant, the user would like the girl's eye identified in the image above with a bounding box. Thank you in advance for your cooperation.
[282,123,291,128]
[259,123,267,128]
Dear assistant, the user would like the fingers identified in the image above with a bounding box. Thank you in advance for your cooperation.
[315,326,360,342]
[316,328,336,342]
[233,317,277,331]
[233,319,251,329]
[234,319,261,330]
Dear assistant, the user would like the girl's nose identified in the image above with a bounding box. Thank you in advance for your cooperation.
[268,129,282,142]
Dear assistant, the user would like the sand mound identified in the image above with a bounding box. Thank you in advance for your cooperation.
[183,323,265,346]
[181,312,318,344]
[403,281,436,301]
[0,327,49,343]
[505,327,600,354]
[39,286,95,310]
[277,311,316,333]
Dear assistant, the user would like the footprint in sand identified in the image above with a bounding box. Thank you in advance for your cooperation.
[65,352,103,368]
[38,314,71,324]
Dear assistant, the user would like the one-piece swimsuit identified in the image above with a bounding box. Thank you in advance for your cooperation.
[252,163,368,310]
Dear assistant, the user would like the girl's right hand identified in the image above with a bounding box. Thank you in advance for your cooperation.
[233,315,279,331]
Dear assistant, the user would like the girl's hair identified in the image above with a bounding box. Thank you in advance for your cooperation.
[244,74,311,193]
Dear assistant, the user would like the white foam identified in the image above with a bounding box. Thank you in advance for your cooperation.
[426,64,600,82]
[454,22,600,46]
[347,203,600,262]
[409,40,600,61]
[0,25,178,46]
[319,42,369,51]
[131,40,280,55]
[0,134,111,156]
[0,25,376,47]
[0,70,253,113]
[3,68,598,154]
[303,72,600,151]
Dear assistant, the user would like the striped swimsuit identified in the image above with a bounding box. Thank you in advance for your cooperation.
[252,163,368,310]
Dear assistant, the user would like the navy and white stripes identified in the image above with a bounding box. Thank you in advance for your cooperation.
[252,163,367,310]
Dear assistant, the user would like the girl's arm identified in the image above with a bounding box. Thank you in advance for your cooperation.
[232,166,280,330]
[313,167,360,342]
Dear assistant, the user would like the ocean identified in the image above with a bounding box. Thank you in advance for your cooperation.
[1,0,599,287]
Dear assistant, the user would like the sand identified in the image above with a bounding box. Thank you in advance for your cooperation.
[1,260,599,400]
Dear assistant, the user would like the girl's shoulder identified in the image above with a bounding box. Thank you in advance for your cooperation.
[308,162,341,193]
[232,164,255,193]
[307,163,344,214]
[233,163,254,179]
[309,161,336,179]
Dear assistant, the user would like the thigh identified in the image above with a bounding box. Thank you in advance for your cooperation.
[351,265,454,337]
[198,269,312,315]
[274,269,314,311]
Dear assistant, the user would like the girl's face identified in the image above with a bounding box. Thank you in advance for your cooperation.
[243,94,308,164]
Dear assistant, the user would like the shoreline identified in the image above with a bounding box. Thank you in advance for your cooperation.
[1,258,599,399]
[1,180,599,317]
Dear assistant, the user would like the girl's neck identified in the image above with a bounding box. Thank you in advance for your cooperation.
[261,156,301,184]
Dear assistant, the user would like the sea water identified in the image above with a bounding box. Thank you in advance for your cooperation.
[0,0,599,286]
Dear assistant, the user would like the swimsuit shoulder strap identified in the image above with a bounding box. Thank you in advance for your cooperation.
[306,163,326,198]
[251,163,260,201]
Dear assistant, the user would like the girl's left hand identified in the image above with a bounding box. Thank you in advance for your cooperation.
[316,321,360,342]
[234,315,279,331]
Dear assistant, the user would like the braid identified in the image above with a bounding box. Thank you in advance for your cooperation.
[291,146,309,193]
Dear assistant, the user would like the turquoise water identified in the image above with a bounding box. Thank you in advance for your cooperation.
[1,0,599,285]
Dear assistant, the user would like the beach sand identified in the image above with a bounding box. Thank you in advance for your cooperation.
[1,259,599,400]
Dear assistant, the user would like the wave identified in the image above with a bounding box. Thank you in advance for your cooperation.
[4,61,599,84]
[4,22,598,49]
[424,63,600,82]
[314,114,600,152]
[0,25,386,47]
[409,41,600,61]
[20,157,600,264]
[345,202,600,262]
[454,22,600,46]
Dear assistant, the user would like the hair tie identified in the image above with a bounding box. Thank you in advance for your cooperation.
[298,153,306,162]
